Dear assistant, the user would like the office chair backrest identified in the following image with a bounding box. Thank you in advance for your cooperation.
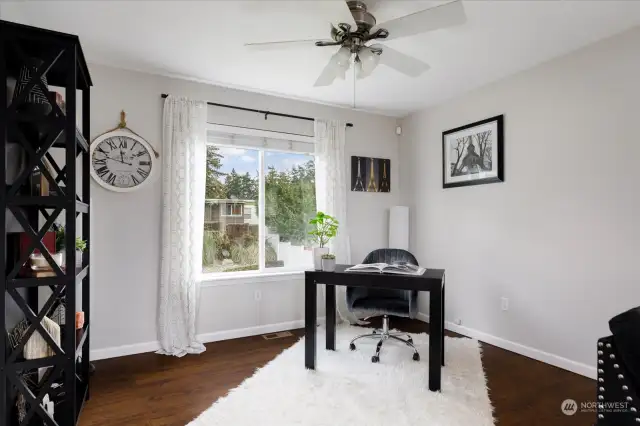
[347,249,419,305]
[362,248,418,266]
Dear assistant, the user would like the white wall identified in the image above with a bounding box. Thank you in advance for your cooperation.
[0,3,26,23]
[86,64,400,358]
[400,27,640,378]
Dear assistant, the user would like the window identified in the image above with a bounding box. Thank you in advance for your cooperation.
[222,203,243,217]
[202,126,316,275]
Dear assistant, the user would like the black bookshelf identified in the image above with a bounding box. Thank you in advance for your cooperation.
[0,20,92,426]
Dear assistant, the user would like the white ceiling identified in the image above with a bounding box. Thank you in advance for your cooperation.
[7,1,640,116]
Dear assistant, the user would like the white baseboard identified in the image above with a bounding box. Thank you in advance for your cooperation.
[416,312,596,380]
[90,318,323,361]
[197,319,305,345]
[90,340,161,361]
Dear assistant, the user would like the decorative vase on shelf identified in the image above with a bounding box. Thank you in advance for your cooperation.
[322,257,336,272]
[313,247,329,270]
[29,252,64,270]
[12,57,52,148]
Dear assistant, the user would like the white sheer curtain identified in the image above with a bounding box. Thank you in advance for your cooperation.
[157,96,207,357]
[314,119,363,324]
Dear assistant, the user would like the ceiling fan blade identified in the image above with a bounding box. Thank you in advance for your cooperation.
[245,39,328,51]
[313,47,346,87]
[375,0,466,41]
[371,44,430,77]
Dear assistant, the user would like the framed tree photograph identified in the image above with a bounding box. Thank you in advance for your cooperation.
[442,115,504,189]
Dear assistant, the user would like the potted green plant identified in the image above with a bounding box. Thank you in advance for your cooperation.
[308,212,339,270]
[29,225,65,270]
[55,226,87,268]
[74,237,87,268]
[321,253,336,272]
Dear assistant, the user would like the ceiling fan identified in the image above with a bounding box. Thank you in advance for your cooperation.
[244,0,467,87]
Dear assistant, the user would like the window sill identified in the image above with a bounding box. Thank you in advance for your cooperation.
[199,269,307,287]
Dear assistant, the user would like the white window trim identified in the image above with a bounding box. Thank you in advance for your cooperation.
[199,270,305,287]
[202,123,315,281]
[207,123,314,145]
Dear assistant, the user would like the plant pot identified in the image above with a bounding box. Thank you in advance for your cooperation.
[76,250,83,269]
[313,247,329,270]
[322,258,336,272]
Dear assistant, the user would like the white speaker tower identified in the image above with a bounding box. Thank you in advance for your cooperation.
[389,206,409,251]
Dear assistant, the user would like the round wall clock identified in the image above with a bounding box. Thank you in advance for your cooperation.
[90,129,156,192]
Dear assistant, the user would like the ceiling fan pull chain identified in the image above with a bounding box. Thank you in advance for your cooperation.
[352,57,356,109]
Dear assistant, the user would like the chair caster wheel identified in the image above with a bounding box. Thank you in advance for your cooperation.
[413,353,420,361]
[371,355,380,363]
[349,343,356,351]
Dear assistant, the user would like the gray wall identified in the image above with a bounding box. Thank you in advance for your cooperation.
[86,64,400,357]
[399,27,640,375]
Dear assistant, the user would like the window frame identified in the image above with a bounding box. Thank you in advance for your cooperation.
[200,124,316,281]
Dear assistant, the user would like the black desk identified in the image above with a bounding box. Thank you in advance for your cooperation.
[304,264,446,392]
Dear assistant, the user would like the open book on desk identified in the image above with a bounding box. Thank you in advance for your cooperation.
[344,262,426,276]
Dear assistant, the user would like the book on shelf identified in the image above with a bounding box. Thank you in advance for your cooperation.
[345,262,426,276]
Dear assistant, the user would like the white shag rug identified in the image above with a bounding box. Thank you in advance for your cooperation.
[188,326,494,426]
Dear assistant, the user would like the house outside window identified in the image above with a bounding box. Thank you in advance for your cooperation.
[202,126,316,275]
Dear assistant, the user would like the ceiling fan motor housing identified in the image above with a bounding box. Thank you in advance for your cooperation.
[347,1,376,31]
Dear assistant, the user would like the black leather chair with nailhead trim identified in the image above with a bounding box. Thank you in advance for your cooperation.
[596,307,640,425]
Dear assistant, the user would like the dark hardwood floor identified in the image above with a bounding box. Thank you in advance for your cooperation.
[80,319,594,426]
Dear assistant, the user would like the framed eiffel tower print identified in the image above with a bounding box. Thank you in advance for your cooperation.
[351,156,391,193]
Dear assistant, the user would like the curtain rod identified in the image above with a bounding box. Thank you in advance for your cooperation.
[161,94,354,128]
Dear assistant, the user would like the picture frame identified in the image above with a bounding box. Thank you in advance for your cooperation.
[442,115,504,189]
[351,156,391,193]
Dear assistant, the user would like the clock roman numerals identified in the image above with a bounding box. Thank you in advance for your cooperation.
[106,173,116,185]
[131,175,140,185]
[106,140,117,150]
[95,166,109,177]
[134,151,147,158]
[137,168,149,179]
[118,137,127,149]
[139,161,150,166]
[94,158,106,166]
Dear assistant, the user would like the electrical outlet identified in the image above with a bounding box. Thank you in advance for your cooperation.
[254,290,262,301]
[501,297,509,311]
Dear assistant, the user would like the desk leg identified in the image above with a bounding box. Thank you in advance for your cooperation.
[441,283,445,367]
[305,276,316,370]
[326,284,336,351]
[429,287,443,392]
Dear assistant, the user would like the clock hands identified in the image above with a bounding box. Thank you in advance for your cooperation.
[107,155,132,166]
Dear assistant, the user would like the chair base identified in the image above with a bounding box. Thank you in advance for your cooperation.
[349,315,419,362]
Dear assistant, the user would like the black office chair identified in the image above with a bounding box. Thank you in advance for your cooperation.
[596,306,640,425]
[346,248,420,363]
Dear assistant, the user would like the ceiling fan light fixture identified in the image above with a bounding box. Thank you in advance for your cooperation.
[356,47,380,78]
[334,46,352,67]
[331,46,352,79]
